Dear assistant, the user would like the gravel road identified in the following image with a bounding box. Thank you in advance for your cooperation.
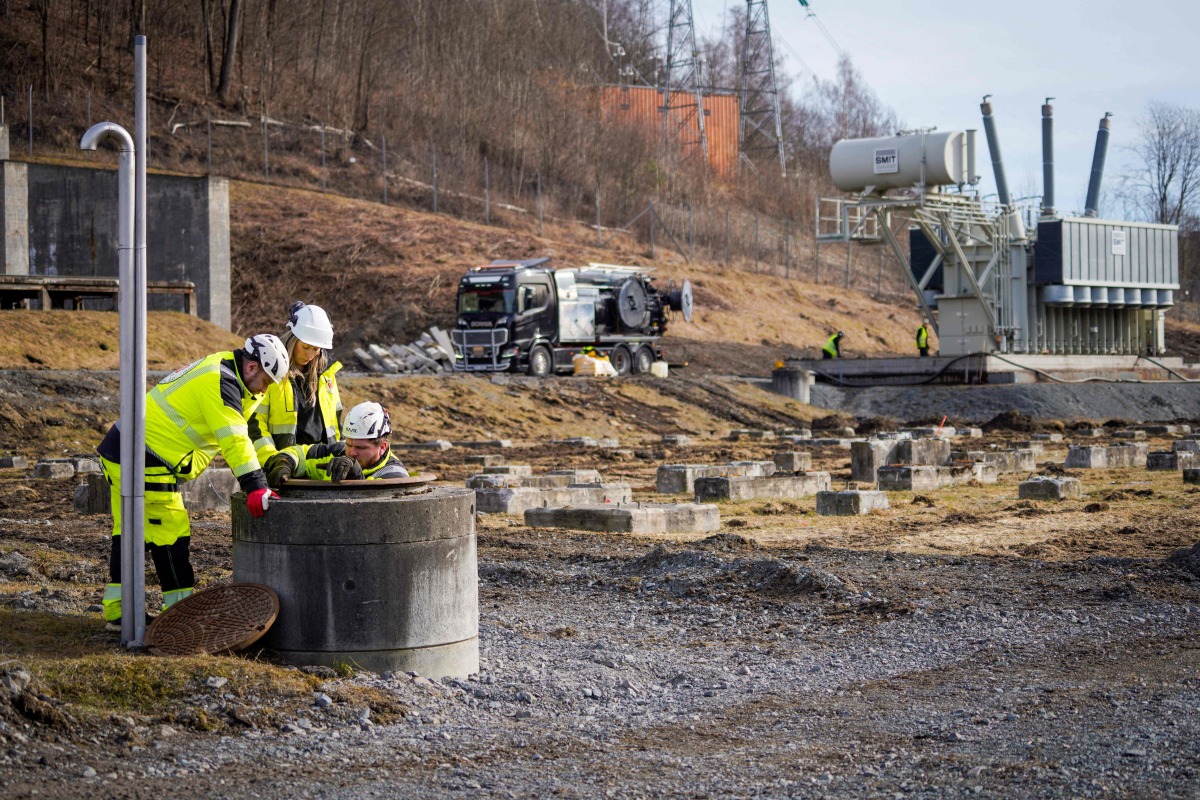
[4,529,1199,799]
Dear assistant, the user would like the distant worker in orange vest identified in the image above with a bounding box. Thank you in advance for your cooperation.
[916,323,930,357]
[822,331,843,359]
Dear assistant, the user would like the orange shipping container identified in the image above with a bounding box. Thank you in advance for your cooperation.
[599,85,739,178]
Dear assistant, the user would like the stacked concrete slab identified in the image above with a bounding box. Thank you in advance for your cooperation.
[466,468,602,490]
[949,448,1038,474]
[772,452,812,473]
[851,438,951,483]
[1171,440,1200,454]
[474,483,631,514]
[694,472,832,502]
[877,462,998,492]
[1063,443,1149,469]
[656,461,776,494]
[524,503,720,535]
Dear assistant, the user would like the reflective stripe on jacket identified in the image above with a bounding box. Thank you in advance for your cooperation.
[251,360,343,463]
[284,440,409,480]
[141,351,267,489]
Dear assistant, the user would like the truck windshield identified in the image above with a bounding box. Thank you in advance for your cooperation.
[458,287,515,314]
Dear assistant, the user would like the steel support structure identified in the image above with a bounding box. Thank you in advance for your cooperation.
[662,0,708,162]
[738,0,785,176]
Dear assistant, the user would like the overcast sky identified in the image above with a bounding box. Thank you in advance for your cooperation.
[692,0,1199,218]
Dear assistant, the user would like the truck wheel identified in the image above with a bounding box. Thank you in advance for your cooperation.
[527,345,553,377]
[632,346,655,374]
[611,345,633,376]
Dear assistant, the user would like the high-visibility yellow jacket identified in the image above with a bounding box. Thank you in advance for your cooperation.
[281,441,409,480]
[101,350,268,491]
[250,361,343,464]
[916,325,929,349]
[822,334,841,357]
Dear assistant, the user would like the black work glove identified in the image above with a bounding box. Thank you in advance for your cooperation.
[264,453,295,489]
[328,455,364,483]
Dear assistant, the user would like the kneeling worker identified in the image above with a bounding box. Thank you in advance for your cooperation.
[264,402,408,486]
[96,334,290,629]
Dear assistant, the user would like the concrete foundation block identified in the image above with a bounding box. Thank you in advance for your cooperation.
[815,490,889,516]
[1113,430,1147,440]
[1074,429,1104,438]
[483,464,532,476]
[728,429,776,441]
[694,473,831,502]
[662,434,692,447]
[850,440,896,483]
[896,437,952,467]
[1184,469,1200,485]
[396,440,453,451]
[452,440,512,449]
[69,457,100,474]
[74,474,111,514]
[1135,424,1188,436]
[1018,476,1083,500]
[1173,440,1200,454]
[656,461,775,494]
[964,428,983,438]
[877,465,942,492]
[546,469,603,484]
[1108,443,1149,468]
[524,502,720,535]
[1015,442,1046,457]
[1147,451,1195,471]
[1065,445,1107,469]
[466,454,505,467]
[180,468,240,512]
[1031,433,1064,442]
[555,437,599,447]
[780,428,812,438]
[772,451,812,473]
[903,426,956,439]
[0,455,28,469]
[474,483,631,514]
[33,461,75,479]
[806,438,859,448]
[872,432,911,441]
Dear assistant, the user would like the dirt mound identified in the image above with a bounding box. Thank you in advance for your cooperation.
[693,533,762,552]
[1166,542,1200,577]
[740,560,854,597]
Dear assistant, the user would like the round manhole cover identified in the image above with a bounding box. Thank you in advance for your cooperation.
[146,583,279,657]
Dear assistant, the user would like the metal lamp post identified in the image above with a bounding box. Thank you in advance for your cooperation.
[78,36,149,647]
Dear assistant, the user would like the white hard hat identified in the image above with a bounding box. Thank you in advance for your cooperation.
[286,301,334,349]
[344,402,391,439]
[244,334,290,384]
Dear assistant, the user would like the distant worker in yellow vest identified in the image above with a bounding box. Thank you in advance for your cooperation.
[249,301,343,466]
[822,331,844,359]
[916,323,930,357]
[264,402,409,485]
[95,334,290,630]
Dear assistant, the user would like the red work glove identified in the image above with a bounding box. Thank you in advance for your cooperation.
[246,488,279,517]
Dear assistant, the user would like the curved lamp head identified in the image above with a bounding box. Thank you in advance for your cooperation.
[80,121,134,152]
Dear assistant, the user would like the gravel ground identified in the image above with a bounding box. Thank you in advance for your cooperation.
[3,528,1199,799]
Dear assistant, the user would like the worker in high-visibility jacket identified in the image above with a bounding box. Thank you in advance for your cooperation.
[95,334,290,630]
[263,402,408,486]
[822,331,844,359]
[249,302,343,466]
[916,323,930,357]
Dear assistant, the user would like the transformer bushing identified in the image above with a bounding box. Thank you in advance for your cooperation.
[232,482,478,678]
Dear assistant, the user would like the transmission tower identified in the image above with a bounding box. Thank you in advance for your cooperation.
[739,0,786,176]
[662,0,708,162]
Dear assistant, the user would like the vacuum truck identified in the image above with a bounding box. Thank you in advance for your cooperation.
[451,258,693,376]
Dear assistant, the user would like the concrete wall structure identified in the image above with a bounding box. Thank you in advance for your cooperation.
[0,158,230,328]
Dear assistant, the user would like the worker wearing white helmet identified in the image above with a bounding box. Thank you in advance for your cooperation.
[95,334,289,630]
[249,301,344,466]
[264,402,409,486]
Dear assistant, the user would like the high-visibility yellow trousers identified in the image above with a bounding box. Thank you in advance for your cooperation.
[99,457,196,622]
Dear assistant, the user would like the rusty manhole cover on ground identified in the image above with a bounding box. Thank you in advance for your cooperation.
[145,583,279,657]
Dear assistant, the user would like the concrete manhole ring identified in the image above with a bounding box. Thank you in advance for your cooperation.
[278,472,438,497]
[145,583,279,657]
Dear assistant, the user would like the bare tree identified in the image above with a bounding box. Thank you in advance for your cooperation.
[1121,101,1200,225]
[215,0,242,101]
